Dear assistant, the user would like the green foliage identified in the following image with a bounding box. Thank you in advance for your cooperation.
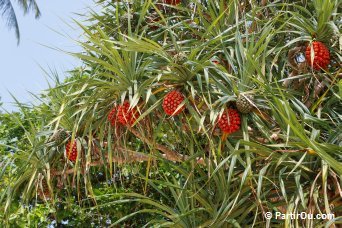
[0,110,31,152]
[0,0,341,227]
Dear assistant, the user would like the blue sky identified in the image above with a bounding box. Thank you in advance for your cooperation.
[0,0,95,111]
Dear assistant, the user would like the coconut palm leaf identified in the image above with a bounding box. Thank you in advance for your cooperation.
[0,0,40,43]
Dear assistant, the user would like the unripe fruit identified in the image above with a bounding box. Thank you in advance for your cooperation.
[236,95,254,114]
[173,52,187,65]
[51,129,69,145]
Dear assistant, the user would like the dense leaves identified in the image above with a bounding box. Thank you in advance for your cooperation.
[0,0,341,227]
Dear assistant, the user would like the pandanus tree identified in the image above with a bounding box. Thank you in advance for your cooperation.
[0,0,341,227]
[0,0,40,43]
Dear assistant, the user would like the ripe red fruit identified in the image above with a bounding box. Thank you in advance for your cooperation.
[108,106,118,126]
[305,41,330,70]
[217,109,241,134]
[117,101,140,126]
[162,90,185,116]
[66,140,78,162]
[163,0,181,5]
